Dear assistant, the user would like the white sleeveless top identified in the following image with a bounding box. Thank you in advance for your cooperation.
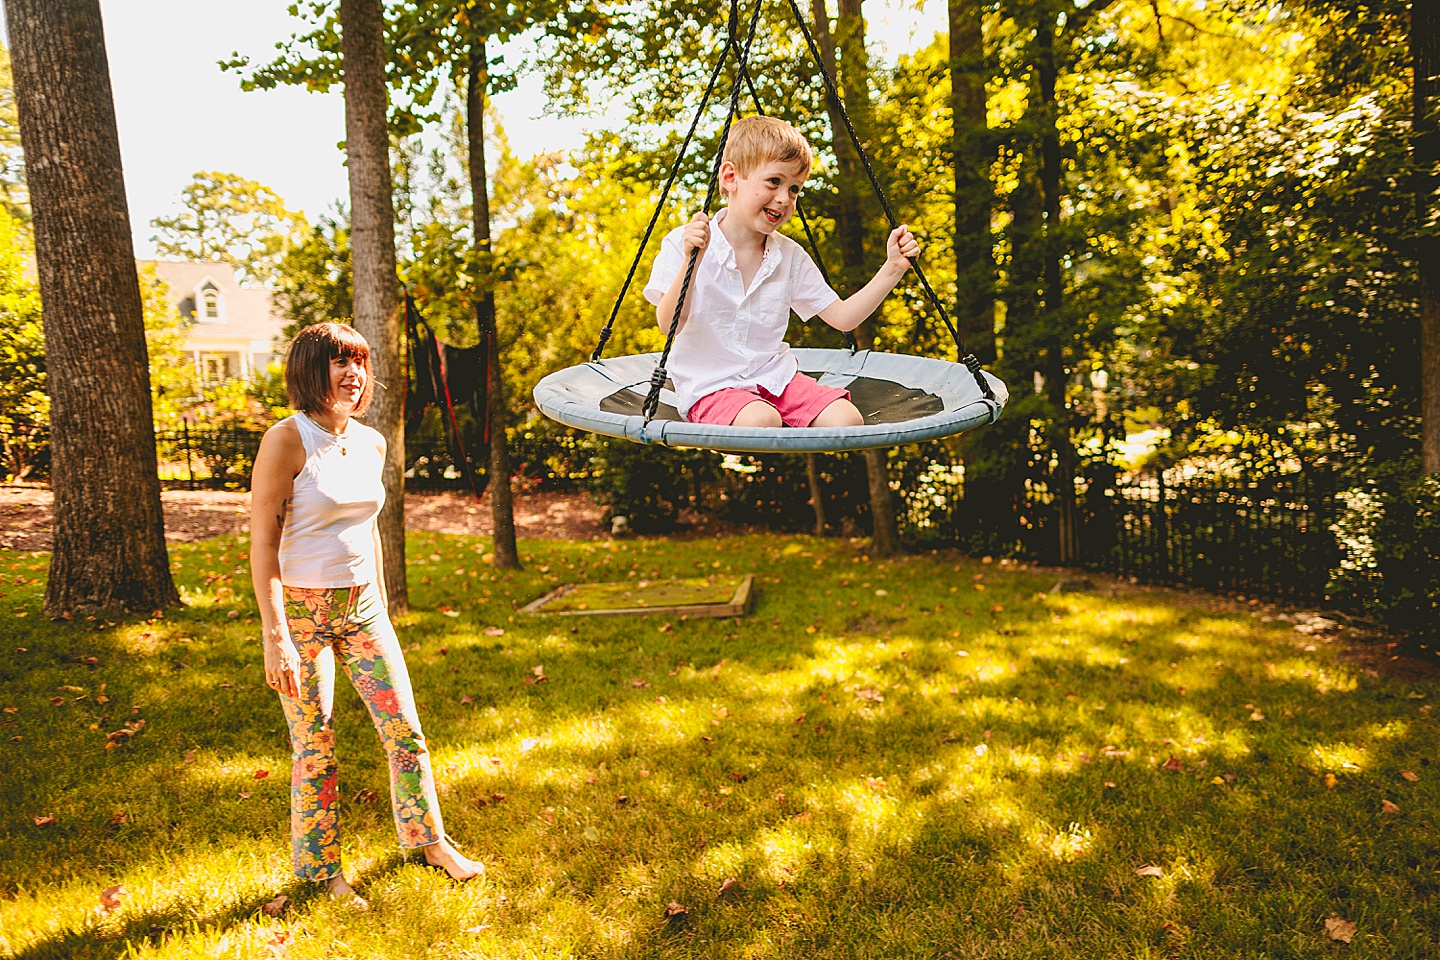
[277,412,387,588]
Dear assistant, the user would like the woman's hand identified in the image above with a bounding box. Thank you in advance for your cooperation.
[682,212,711,259]
[264,626,302,698]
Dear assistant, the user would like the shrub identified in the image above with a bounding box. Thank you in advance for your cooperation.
[1329,465,1440,637]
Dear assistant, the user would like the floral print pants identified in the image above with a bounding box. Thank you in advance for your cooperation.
[279,583,443,880]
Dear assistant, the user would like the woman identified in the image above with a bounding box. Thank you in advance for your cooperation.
[249,322,481,905]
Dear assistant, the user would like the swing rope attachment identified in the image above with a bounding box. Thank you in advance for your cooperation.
[594,0,996,424]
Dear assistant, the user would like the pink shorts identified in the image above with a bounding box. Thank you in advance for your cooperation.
[686,372,851,427]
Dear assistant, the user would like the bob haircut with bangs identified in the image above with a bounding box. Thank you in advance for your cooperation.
[285,322,375,416]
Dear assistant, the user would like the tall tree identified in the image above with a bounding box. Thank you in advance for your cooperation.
[149,171,307,286]
[340,0,409,612]
[1416,0,1440,475]
[465,40,520,567]
[6,0,178,613]
[949,0,994,364]
[811,0,903,556]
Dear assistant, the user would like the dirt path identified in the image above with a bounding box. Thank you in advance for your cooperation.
[0,485,609,552]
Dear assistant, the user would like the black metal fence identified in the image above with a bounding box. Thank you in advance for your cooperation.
[1080,472,1342,603]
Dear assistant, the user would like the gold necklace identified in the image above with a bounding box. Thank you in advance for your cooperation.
[308,413,349,455]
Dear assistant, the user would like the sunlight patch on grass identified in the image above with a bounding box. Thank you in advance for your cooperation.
[1310,741,1369,773]
[1027,821,1095,862]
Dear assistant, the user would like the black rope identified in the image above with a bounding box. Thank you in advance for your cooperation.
[642,0,765,422]
[782,0,994,402]
[729,42,858,355]
[589,4,741,363]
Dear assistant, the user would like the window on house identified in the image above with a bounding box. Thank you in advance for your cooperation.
[201,289,221,321]
[203,355,231,380]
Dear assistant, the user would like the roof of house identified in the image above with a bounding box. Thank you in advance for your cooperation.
[142,260,284,349]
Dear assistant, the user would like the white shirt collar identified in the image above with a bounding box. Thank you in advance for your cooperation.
[709,208,778,272]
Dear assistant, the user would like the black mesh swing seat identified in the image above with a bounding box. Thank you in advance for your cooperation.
[533,0,1007,454]
[536,349,1006,454]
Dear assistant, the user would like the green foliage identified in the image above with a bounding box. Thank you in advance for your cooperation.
[0,43,28,222]
[273,212,352,339]
[0,208,44,480]
[581,434,722,532]
[1330,464,1440,636]
[150,172,308,287]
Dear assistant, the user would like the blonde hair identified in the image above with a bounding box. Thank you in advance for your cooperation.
[722,116,812,184]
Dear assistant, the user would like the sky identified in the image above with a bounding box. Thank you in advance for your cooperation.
[4,0,946,257]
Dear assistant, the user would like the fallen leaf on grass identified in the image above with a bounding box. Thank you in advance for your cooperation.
[484,627,505,637]
[33,815,56,827]
[1250,710,1266,722]
[717,877,740,898]
[354,789,380,804]
[1381,800,1400,814]
[239,791,251,799]
[865,777,887,791]
[1135,865,1164,878]
[50,696,65,707]
[97,884,126,914]
[442,611,460,618]
[539,807,556,824]
[3,706,16,714]
[1325,773,1338,789]
[253,769,270,780]
[490,792,506,803]
[267,929,293,954]
[1160,756,1184,772]
[262,895,289,917]
[182,748,197,766]
[615,795,629,806]
[460,694,474,704]
[665,902,689,918]
[630,678,649,688]
[1324,915,1356,943]
[465,924,491,933]
[855,688,884,704]
[1400,770,1419,782]
[108,810,128,825]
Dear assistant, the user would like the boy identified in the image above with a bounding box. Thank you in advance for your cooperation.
[643,115,920,428]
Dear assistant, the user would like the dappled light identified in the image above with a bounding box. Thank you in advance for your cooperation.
[4,530,1437,956]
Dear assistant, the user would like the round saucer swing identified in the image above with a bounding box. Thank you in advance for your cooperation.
[533,0,1008,455]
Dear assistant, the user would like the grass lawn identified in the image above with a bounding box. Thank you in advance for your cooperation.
[1,531,1438,959]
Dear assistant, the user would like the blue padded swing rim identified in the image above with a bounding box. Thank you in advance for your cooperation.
[534,348,1009,454]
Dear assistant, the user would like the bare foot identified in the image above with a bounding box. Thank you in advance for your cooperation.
[323,874,369,910]
[423,837,485,880]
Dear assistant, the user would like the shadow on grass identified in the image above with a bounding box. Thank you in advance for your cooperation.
[4,535,1439,957]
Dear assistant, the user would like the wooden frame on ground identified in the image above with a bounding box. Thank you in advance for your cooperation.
[523,574,755,618]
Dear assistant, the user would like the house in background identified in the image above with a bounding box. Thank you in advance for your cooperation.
[146,261,285,380]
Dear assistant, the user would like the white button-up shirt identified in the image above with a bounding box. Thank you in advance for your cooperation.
[643,209,840,418]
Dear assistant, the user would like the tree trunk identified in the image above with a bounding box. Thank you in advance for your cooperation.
[340,0,408,613]
[468,40,521,569]
[1036,11,1079,564]
[7,0,178,615]
[805,453,828,536]
[949,0,995,364]
[1415,0,1440,476]
[813,0,902,556]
